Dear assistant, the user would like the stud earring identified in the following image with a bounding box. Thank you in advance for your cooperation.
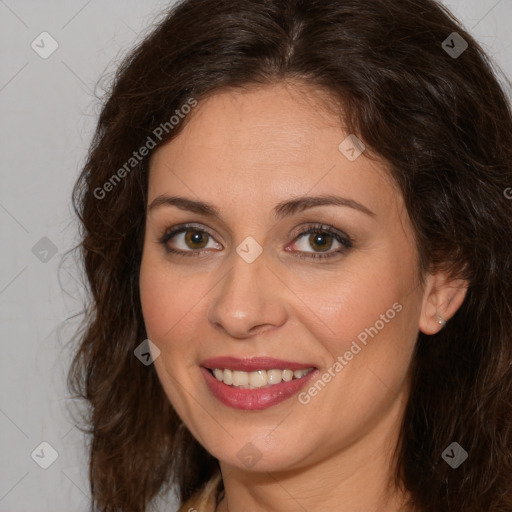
[436,314,446,328]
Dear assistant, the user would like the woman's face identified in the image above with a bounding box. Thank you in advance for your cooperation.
[139,82,428,473]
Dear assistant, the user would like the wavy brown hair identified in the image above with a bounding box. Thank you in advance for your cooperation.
[67,0,512,510]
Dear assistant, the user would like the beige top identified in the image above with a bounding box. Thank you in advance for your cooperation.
[176,474,415,512]
[176,473,223,512]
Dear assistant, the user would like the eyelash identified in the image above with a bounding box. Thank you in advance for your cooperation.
[157,223,353,260]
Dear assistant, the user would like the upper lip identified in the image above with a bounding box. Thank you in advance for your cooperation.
[201,356,316,372]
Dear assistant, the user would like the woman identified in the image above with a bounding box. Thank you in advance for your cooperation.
[68,0,512,511]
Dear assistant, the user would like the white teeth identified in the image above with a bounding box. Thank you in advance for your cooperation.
[232,370,249,387]
[267,369,282,384]
[211,367,314,388]
[223,368,233,385]
[282,369,293,382]
[249,370,267,387]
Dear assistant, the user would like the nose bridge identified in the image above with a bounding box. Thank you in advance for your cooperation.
[207,244,287,337]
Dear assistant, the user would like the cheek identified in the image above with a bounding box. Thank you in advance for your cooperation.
[139,254,206,417]
[139,266,167,340]
[290,256,415,357]
[139,252,194,343]
[139,252,221,374]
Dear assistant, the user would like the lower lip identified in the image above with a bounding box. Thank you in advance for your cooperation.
[200,367,318,410]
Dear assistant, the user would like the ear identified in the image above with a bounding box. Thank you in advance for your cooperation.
[418,272,469,335]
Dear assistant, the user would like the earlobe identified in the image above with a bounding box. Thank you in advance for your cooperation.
[435,313,447,329]
[418,273,469,335]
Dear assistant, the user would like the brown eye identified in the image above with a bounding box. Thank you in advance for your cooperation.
[158,222,352,260]
[290,224,352,260]
[158,224,222,256]
[183,229,209,249]
[306,231,335,252]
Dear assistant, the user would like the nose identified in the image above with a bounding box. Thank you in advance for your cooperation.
[207,249,288,339]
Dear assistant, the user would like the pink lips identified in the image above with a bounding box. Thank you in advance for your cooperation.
[200,356,318,410]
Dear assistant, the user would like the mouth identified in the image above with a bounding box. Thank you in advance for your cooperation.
[207,367,315,389]
[200,356,318,410]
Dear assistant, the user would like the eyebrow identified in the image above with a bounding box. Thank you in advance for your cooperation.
[147,194,376,220]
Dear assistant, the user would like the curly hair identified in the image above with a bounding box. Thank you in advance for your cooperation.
[67,0,512,510]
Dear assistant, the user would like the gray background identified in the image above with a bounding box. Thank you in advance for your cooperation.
[1,1,511,511]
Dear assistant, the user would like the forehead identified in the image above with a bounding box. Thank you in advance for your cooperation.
[148,83,400,217]
[155,84,337,165]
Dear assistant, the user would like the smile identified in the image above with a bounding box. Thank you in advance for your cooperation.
[200,357,318,410]
[210,368,314,389]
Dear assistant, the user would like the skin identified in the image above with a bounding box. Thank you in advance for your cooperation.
[139,82,467,512]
